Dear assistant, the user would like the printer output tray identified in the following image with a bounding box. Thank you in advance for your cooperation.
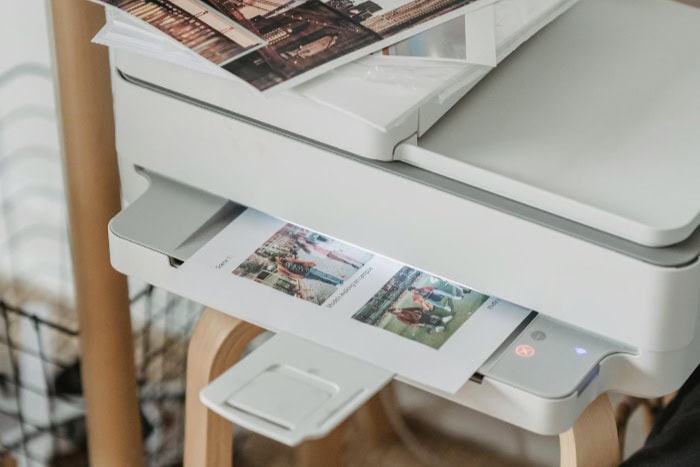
[109,173,643,438]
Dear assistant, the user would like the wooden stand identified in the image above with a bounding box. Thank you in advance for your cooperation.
[50,1,144,465]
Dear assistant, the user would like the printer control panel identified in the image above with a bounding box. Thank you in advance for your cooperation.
[480,315,636,399]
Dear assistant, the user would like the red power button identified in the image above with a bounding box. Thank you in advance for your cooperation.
[515,344,535,358]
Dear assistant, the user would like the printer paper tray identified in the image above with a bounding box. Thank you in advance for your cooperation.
[111,171,532,394]
[109,171,647,439]
[198,314,631,445]
[200,333,393,446]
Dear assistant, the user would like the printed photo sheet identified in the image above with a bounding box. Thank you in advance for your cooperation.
[174,209,530,393]
[92,0,493,91]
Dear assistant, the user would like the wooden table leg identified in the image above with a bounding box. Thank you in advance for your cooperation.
[184,308,264,467]
[560,394,620,467]
[49,2,144,466]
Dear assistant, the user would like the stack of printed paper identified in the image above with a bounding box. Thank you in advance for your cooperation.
[91,0,497,91]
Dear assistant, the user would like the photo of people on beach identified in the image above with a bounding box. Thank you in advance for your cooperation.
[352,266,488,349]
[233,223,373,305]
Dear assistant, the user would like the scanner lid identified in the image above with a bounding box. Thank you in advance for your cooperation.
[406,0,700,247]
[108,0,574,160]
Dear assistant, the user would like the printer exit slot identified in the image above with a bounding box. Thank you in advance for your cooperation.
[110,171,245,267]
[469,372,484,384]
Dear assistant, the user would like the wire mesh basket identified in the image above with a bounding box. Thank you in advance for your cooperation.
[0,285,202,467]
[0,58,201,466]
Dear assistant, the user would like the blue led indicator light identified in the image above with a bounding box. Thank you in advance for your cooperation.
[574,347,588,356]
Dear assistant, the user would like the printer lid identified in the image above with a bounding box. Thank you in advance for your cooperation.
[404,0,700,247]
[108,0,576,160]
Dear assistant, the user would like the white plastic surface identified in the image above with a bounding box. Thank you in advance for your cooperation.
[399,0,700,246]
[200,333,392,445]
[226,367,335,430]
[293,57,470,131]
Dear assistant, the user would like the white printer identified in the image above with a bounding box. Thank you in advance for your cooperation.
[107,0,700,443]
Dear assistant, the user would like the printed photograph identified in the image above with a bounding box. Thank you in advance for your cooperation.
[99,0,482,91]
[233,223,373,305]
[352,267,487,349]
[208,0,381,90]
[100,0,263,64]
[211,0,479,90]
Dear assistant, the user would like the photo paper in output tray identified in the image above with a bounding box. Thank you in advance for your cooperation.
[173,209,529,393]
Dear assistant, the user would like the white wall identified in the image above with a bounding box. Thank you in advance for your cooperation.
[0,3,78,466]
[0,0,73,302]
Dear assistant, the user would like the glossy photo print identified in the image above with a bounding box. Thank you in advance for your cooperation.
[233,223,373,305]
[178,208,530,391]
[352,266,488,349]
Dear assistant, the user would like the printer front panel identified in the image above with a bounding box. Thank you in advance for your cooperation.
[112,67,700,360]
[109,172,700,436]
[109,221,700,434]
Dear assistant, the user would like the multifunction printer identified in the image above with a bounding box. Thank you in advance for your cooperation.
[106,0,700,443]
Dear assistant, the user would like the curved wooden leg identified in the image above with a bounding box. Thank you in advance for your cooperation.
[560,394,620,467]
[184,307,378,467]
[184,308,264,467]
